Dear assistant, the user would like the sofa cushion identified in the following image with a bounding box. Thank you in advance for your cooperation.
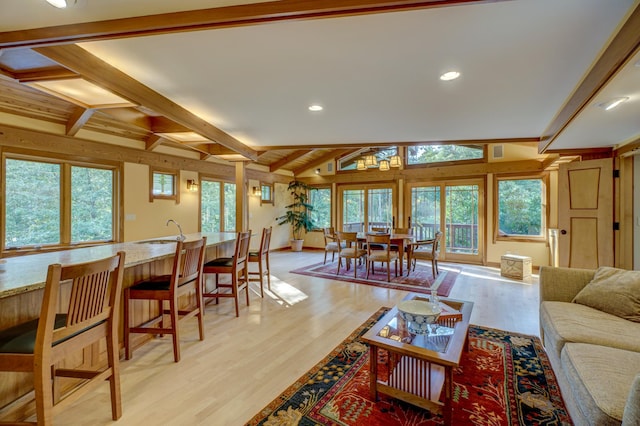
[561,343,640,425]
[541,301,640,361]
[572,267,640,322]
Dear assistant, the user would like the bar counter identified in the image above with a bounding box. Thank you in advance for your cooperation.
[0,232,237,412]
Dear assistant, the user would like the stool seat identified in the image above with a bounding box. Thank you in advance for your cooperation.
[0,315,67,354]
[204,257,234,268]
[130,275,197,292]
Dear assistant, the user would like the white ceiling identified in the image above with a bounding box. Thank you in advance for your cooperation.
[2,0,639,151]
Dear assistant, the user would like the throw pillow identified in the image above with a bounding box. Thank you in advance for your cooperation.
[572,267,640,322]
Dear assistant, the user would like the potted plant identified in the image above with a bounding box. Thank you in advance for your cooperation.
[277,180,315,252]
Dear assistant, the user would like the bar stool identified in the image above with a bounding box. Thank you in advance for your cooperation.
[0,252,126,425]
[202,230,251,317]
[124,237,206,363]
[248,227,272,296]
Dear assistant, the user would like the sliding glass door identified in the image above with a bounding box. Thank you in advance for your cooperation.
[339,184,395,232]
[408,178,484,263]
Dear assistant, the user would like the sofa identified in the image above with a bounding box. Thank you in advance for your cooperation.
[539,266,640,426]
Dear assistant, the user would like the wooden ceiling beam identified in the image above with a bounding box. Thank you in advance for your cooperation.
[65,106,94,136]
[0,0,508,49]
[292,149,354,176]
[145,134,164,151]
[97,107,153,130]
[149,116,192,134]
[269,149,313,172]
[34,44,259,160]
[539,3,640,153]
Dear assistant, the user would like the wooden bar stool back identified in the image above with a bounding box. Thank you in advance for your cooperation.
[248,227,272,297]
[124,237,207,363]
[0,252,126,425]
[202,231,251,317]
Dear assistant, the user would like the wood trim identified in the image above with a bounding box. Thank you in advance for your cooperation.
[65,107,94,136]
[33,44,259,161]
[0,0,508,49]
[539,3,640,153]
[270,150,313,172]
[260,137,539,151]
[0,123,289,184]
[293,149,355,176]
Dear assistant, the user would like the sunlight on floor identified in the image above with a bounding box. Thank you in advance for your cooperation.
[263,276,309,307]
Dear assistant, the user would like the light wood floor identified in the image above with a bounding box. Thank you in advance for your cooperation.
[53,250,540,425]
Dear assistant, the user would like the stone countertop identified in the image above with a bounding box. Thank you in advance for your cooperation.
[0,232,237,299]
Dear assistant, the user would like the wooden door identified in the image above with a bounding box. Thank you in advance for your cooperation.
[558,158,613,268]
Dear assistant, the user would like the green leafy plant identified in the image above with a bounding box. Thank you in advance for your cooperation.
[277,180,315,241]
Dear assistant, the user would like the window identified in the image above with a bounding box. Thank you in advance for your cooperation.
[309,187,331,229]
[407,144,484,165]
[200,179,236,232]
[260,183,273,205]
[3,155,117,250]
[150,168,178,202]
[495,174,548,241]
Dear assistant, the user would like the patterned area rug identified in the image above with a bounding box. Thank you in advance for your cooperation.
[290,262,458,297]
[246,308,571,426]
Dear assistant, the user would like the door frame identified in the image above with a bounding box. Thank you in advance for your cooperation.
[337,182,397,232]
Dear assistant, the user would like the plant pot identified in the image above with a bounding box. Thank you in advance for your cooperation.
[290,239,304,252]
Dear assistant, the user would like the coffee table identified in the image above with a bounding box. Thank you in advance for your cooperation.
[362,293,474,424]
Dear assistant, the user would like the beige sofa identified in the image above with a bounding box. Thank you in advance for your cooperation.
[539,266,640,426]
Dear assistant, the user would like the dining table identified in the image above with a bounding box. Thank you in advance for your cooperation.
[356,232,415,276]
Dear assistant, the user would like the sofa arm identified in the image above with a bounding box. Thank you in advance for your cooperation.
[539,266,595,303]
[623,374,640,426]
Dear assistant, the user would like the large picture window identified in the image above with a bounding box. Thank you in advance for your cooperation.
[407,144,484,166]
[494,174,548,241]
[3,155,118,251]
[201,179,236,232]
[309,187,331,229]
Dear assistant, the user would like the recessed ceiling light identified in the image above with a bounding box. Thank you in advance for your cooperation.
[46,0,68,8]
[308,105,323,112]
[597,97,629,111]
[440,71,461,81]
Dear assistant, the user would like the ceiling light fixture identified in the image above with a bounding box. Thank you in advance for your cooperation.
[597,97,629,111]
[356,159,367,171]
[46,0,68,8]
[308,105,323,112]
[379,159,390,171]
[440,71,461,81]
[389,155,402,168]
[364,154,378,168]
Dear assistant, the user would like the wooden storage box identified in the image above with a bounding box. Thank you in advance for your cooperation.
[500,254,532,280]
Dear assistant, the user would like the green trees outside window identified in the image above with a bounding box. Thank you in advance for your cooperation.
[4,157,116,249]
[201,179,236,232]
[310,187,331,229]
[497,178,544,237]
[407,144,483,165]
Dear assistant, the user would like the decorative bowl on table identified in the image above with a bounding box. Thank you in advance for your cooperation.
[397,300,442,335]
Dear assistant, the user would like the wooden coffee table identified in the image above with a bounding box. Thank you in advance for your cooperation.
[362,293,474,424]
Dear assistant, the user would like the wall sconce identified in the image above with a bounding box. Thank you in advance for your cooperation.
[186,179,199,192]
[252,186,262,196]
[315,168,321,175]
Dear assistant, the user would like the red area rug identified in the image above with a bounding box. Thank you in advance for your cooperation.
[246,308,571,426]
[290,261,458,297]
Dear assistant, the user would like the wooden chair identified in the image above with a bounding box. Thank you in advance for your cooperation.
[0,252,126,425]
[410,231,443,277]
[248,227,272,297]
[202,231,251,317]
[367,227,390,250]
[322,227,341,264]
[336,231,366,278]
[124,238,206,363]
[365,233,398,282]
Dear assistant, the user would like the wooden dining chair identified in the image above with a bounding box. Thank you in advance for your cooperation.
[202,230,251,317]
[248,227,272,296]
[322,227,341,264]
[336,231,367,278]
[124,237,207,363]
[365,233,398,282]
[410,231,443,277]
[0,252,126,425]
